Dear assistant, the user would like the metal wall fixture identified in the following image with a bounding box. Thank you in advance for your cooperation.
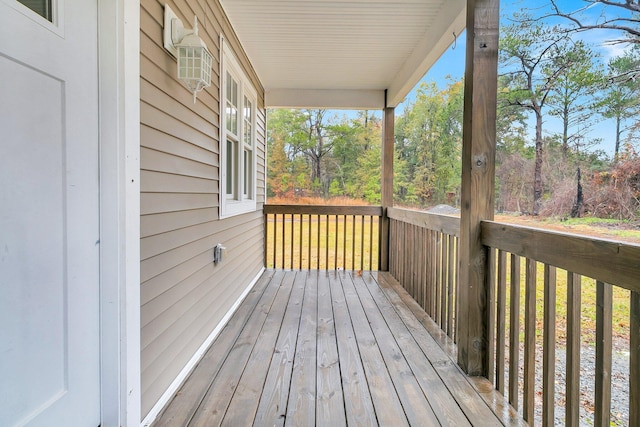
[163,4,213,104]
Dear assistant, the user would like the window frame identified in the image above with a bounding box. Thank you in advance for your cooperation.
[219,36,257,218]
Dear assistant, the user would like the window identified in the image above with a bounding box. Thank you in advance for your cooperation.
[17,0,52,21]
[220,37,257,217]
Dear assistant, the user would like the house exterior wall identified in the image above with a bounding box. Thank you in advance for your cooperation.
[140,0,266,417]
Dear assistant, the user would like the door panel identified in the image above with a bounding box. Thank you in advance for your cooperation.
[0,0,100,425]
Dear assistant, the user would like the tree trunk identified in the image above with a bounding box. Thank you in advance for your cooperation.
[614,113,621,162]
[562,102,569,157]
[570,166,583,218]
[533,108,544,216]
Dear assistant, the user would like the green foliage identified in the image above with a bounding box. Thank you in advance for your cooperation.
[597,46,640,158]
[394,80,463,207]
[266,109,382,201]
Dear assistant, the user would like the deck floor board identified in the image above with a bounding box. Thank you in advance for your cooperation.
[153,270,513,427]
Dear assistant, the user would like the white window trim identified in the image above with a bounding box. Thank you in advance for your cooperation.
[219,35,257,218]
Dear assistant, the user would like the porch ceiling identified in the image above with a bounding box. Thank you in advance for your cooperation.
[219,0,466,109]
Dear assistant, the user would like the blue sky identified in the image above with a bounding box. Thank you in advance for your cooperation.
[378,0,635,158]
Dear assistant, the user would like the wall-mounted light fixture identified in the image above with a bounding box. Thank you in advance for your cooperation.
[163,4,213,104]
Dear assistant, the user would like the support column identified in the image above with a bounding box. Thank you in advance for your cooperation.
[457,0,500,375]
[380,106,394,271]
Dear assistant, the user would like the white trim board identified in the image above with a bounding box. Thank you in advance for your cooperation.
[141,267,266,427]
[98,0,141,425]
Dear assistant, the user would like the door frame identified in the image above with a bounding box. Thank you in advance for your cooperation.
[98,1,141,425]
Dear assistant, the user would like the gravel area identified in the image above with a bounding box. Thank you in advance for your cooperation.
[504,338,629,426]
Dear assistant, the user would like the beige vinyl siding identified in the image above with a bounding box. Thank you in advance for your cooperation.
[140,0,266,417]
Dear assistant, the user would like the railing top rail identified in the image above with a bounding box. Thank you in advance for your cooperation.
[264,204,383,216]
[482,220,640,293]
[387,207,460,237]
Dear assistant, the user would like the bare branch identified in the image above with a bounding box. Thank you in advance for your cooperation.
[544,0,640,40]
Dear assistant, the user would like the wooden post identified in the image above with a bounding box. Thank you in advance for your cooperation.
[379,105,394,271]
[457,0,499,376]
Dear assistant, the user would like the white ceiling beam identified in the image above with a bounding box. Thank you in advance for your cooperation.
[385,0,466,108]
[265,88,386,110]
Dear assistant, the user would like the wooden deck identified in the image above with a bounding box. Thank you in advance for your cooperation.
[152,270,522,427]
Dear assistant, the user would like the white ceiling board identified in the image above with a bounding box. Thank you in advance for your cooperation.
[387,0,466,107]
[219,0,467,109]
[266,89,386,109]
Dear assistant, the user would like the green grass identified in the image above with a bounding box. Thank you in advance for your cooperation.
[266,215,380,271]
[501,256,631,345]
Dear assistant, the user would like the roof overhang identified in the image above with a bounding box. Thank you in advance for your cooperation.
[219,0,466,109]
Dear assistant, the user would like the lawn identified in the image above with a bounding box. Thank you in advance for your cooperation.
[265,214,380,271]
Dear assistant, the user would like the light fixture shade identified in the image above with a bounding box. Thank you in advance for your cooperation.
[177,38,213,94]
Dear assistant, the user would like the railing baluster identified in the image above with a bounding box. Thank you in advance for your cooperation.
[523,258,536,423]
[631,291,639,427]
[566,272,581,427]
[595,280,612,427]
[407,223,412,297]
[433,231,439,317]
[351,215,355,271]
[335,215,339,270]
[496,250,507,393]
[272,213,277,268]
[454,235,459,343]
[543,264,556,427]
[298,214,303,270]
[369,215,373,271]
[423,229,430,314]
[415,224,420,298]
[441,235,448,329]
[447,234,455,336]
[486,247,496,383]
[325,214,329,271]
[359,216,363,270]
[420,227,426,314]
[281,213,285,270]
[435,232,442,326]
[343,214,347,270]
[419,224,424,312]
[289,213,294,270]
[264,213,268,267]
[307,214,311,270]
[509,254,520,410]
[408,224,413,301]
[316,214,320,270]
[415,225,420,301]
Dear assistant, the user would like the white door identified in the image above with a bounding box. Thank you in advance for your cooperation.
[0,0,101,426]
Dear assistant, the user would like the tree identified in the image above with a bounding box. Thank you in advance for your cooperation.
[598,46,640,159]
[496,76,529,155]
[301,109,333,195]
[546,40,604,156]
[394,80,463,206]
[266,109,310,197]
[331,111,380,198]
[500,17,572,215]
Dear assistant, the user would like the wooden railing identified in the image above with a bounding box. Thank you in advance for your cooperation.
[265,204,639,425]
[264,204,382,270]
[386,208,639,426]
[481,221,639,427]
[387,207,460,341]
